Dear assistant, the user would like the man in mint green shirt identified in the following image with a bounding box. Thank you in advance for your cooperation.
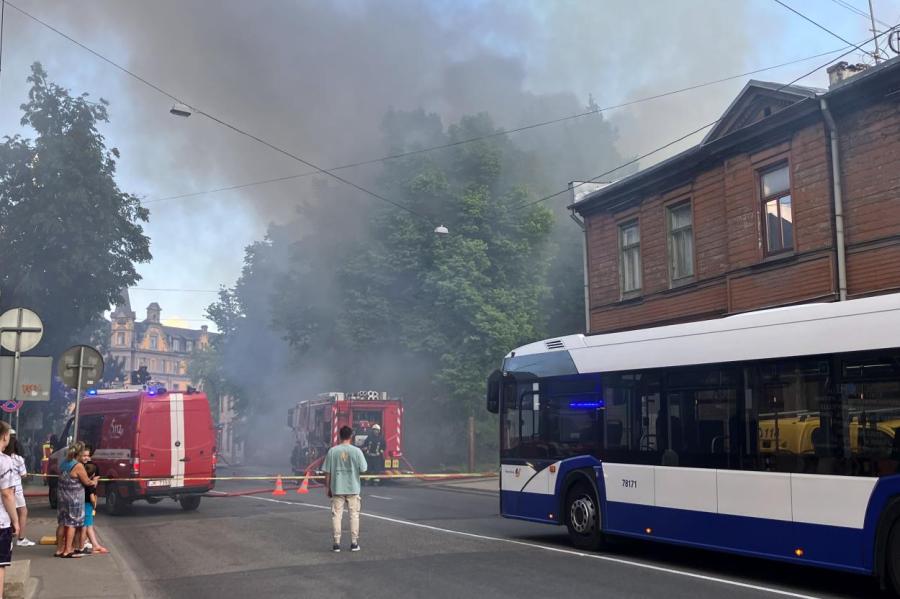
[322,425,367,552]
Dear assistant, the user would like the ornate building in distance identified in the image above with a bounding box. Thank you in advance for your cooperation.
[108,290,211,391]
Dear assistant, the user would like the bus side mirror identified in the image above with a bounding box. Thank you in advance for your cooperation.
[486,370,502,414]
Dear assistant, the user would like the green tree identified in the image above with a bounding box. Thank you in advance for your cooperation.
[0,63,151,355]
[273,112,553,465]
[190,288,247,416]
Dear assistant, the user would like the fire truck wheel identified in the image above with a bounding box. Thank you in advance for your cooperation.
[105,484,130,516]
[48,481,58,510]
[179,495,202,511]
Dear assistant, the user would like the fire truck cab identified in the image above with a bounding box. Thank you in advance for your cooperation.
[288,391,404,475]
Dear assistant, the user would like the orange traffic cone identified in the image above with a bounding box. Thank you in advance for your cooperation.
[297,472,310,494]
[272,475,287,496]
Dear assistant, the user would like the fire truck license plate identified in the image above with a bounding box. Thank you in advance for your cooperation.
[147,479,173,487]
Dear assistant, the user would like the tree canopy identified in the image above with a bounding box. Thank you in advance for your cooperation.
[0,63,151,356]
[205,107,624,466]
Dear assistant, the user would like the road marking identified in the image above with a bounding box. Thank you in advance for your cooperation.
[246,495,821,599]
[369,495,392,500]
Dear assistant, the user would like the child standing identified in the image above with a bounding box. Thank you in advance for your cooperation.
[80,447,108,555]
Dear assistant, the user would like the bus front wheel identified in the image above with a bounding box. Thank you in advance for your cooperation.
[565,480,604,551]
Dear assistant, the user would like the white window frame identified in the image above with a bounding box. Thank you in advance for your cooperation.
[619,220,642,296]
[667,201,695,284]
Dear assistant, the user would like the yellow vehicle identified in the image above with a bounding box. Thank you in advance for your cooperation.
[759,413,900,456]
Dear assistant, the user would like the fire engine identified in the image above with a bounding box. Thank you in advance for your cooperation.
[288,391,406,475]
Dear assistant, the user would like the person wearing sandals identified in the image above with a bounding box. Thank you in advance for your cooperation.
[2,434,35,547]
[0,421,21,591]
[54,442,98,558]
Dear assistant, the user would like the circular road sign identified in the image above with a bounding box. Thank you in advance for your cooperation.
[889,28,900,55]
[0,308,44,353]
[0,400,22,414]
[57,345,105,390]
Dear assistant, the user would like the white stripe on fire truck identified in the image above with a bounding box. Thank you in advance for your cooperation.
[169,393,186,487]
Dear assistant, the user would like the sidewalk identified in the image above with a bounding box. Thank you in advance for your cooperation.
[430,475,499,494]
[9,484,142,598]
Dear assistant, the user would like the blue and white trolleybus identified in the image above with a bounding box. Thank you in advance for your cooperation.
[487,293,900,592]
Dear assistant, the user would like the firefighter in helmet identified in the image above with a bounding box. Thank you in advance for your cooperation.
[363,424,385,476]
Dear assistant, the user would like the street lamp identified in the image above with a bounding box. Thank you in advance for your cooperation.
[169,103,192,118]
[434,225,449,235]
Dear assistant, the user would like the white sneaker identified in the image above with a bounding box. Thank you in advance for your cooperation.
[16,538,35,547]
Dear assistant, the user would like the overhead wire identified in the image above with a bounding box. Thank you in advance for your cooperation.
[3,1,433,223]
[132,287,220,293]
[514,26,895,211]
[0,0,857,216]
[7,1,894,223]
[827,0,893,29]
[143,46,852,205]
[772,0,876,57]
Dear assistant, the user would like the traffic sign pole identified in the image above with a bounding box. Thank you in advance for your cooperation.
[58,344,103,443]
[73,346,85,441]
[0,308,45,422]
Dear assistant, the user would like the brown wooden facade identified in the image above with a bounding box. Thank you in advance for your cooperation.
[573,59,900,334]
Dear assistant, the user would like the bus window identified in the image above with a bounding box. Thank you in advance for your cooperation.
[542,376,603,460]
[841,352,900,476]
[750,359,836,473]
[665,367,738,469]
[500,376,546,459]
[602,372,661,464]
[500,378,521,459]
[518,390,543,458]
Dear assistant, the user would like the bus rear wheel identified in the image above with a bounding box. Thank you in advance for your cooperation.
[887,519,900,595]
[565,480,604,551]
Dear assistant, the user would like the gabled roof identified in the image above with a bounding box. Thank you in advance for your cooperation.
[702,80,824,144]
[571,56,900,215]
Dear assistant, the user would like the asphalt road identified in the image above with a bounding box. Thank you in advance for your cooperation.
[97,470,887,599]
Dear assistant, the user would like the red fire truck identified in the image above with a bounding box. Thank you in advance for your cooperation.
[288,391,405,476]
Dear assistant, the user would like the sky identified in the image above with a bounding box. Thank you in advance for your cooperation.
[0,0,898,331]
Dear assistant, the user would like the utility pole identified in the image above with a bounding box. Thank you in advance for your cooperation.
[467,416,476,473]
[868,0,882,63]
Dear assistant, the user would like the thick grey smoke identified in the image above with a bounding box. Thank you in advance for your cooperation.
[4,1,773,220]
[1,0,788,465]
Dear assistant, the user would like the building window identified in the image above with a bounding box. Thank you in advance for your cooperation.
[761,164,794,255]
[667,202,694,282]
[619,221,642,294]
[186,340,194,353]
[150,335,158,350]
[172,338,181,352]
[116,332,126,346]
[150,359,157,372]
